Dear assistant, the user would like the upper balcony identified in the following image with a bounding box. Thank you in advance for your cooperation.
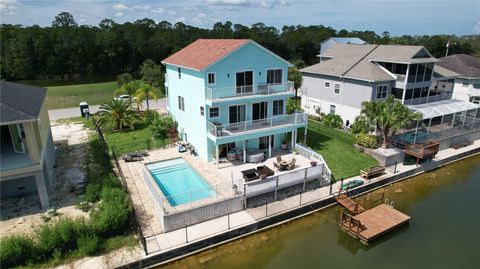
[206,81,294,104]
[207,112,307,142]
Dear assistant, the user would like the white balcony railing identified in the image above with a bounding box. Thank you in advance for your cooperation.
[206,81,294,101]
[207,112,307,138]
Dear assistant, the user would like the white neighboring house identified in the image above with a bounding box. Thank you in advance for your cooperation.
[436,54,480,104]
[318,37,367,62]
[300,43,459,125]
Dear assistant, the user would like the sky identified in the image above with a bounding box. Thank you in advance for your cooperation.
[1,0,479,36]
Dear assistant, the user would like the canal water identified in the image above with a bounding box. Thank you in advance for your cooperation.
[161,155,480,269]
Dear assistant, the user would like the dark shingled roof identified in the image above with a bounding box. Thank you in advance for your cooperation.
[0,81,47,125]
[437,54,480,78]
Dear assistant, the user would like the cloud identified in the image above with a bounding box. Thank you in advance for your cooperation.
[133,4,151,10]
[167,10,177,15]
[112,3,130,11]
[175,17,186,23]
[0,0,18,15]
[474,21,480,34]
[151,7,164,14]
[114,12,124,17]
[197,13,206,18]
[205,0,289,9]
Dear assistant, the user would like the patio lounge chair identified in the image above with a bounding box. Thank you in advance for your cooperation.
[287,158,296,170]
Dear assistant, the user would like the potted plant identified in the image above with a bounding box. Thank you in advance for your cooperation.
[310,160,317,167]
[259,173,267,179]
[281,138,288,150]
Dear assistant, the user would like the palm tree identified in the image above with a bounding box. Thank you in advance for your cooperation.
[114,80,139,102]
[96,99,141,131]
[288,66,303,97]
[360,96,421,148]
[134,82,158,110]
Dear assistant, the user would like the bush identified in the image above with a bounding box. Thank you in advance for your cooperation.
[91,188,132,237]
[0,234,37,268]
[77,234,100,256]
[323,114,343,129]
[350,116,372,134]
[143,109,160,126]
[36,218,89,258]
[356,133,378,149]
[85,182,102,202]
[150,114,176,139]
[286,98,302,114]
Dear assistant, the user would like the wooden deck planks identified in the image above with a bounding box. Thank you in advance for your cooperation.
[336,194,365,214]
[353,204,411,241]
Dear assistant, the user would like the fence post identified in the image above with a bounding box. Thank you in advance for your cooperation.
[265,202,268,217]
[185,226,189,243]
[394,161,398,174]
[228,213,231,229]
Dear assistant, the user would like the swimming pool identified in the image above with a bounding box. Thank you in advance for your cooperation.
[146,158,216,206]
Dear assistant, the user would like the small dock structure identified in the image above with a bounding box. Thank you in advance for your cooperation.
[336,192,411,245]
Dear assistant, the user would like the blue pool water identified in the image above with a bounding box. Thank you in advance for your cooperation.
[146,158,216,206]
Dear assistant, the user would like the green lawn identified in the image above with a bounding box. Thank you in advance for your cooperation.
[303,120,378,179]
[46,81,118,109]
[104,127,171,155]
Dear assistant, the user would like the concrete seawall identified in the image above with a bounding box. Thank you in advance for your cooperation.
[117,147,480,269]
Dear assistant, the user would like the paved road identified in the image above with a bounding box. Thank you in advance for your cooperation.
[48,98,166,120]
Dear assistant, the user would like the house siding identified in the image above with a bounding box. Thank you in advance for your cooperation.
[166,41,297,162]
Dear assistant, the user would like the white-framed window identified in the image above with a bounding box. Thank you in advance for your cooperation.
[334,83,340,94]
[209,107,219,118]
[462,81,469,87]
[324,82,330,88]
[272,99,284,115]
[473,84,480,89]
[329,105,336,115]
[470,96,480,104]
[267,69,282,85]
[376,85,388,99]
[200,106,205,116]
[207,73,215,84]
[178,68,181,79]
[178,96,185,111]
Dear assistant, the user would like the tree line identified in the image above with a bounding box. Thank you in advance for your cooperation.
[1,12,477,86]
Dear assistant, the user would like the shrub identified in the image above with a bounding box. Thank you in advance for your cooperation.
[323,114,343,129]
[150,114,176,139]
[356,133,378,149]
[286,98,302,114]
[0,234,37,268]
[91,188,132,237]
[36,218,89,258]
[77,233,100,256]
[350,116,372,134]
[143,109,160,126]
[85,182,102,203]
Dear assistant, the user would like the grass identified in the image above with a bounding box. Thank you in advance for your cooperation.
[104,126,171,155]
[46,81,118,109]
[302,119,378,179]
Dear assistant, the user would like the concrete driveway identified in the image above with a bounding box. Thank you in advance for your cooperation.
[48,98,166,120]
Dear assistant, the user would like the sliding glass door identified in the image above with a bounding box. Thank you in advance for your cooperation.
[229,105,246,124]
[236,71,253,95]
[252,101,268,121]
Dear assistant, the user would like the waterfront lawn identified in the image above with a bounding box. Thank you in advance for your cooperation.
[104,126,171,155]
[303,120,378,179]
[46,81,118,109]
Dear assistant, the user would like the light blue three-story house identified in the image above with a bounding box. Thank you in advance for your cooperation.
[162,39,307,166]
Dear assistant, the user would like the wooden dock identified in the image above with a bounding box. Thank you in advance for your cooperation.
[340,204,411,245]
[336,193,365,215]
[336,192,411,245]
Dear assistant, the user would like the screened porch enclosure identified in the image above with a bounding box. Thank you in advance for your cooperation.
[392,99,480,146]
